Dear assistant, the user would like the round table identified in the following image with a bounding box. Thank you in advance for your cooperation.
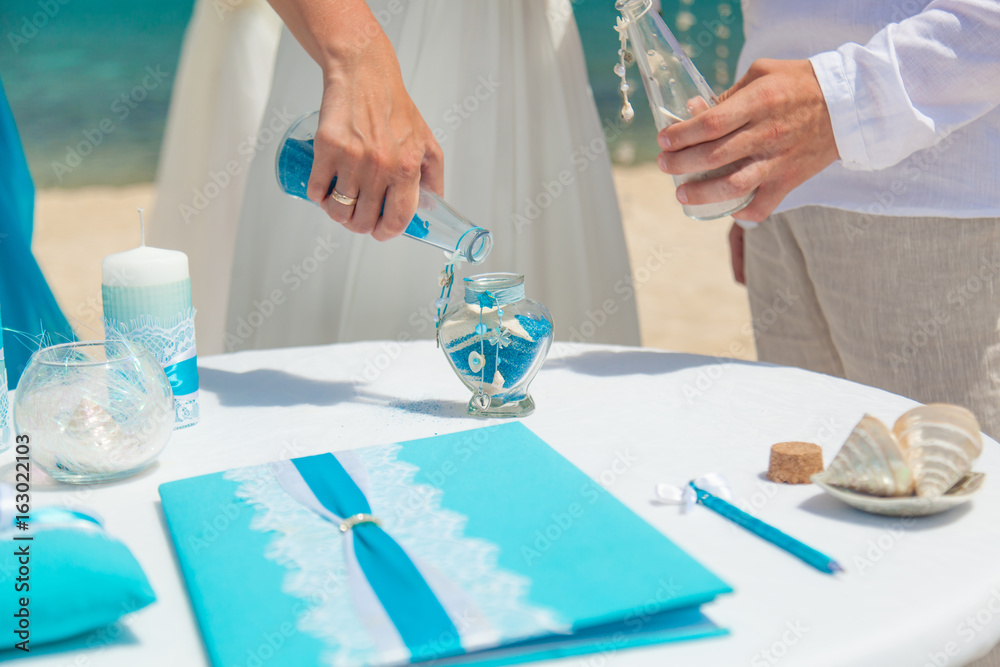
[6,341,1000,666]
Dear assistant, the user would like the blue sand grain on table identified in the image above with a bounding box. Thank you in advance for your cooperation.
[277,138,429,238]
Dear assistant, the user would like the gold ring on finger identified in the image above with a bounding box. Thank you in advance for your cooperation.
[330,189,358,206]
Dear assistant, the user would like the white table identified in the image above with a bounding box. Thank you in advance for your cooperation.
[6,341,1000,667]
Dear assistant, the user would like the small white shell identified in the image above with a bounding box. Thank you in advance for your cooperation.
[813,414,913,497]
[468,350,484,373]
[893,404,983,498]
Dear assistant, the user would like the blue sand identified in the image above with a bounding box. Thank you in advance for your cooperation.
[446,317,552,400]
[515,314,553,341]
[277,138,430,239]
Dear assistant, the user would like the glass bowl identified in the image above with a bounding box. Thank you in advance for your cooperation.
[14,341,175,483]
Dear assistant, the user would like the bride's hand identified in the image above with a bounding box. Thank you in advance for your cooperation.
[269,0,444,240]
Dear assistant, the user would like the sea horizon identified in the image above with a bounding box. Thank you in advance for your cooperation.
[0,0,741,189]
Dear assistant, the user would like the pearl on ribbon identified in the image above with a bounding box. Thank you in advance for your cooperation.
[653,473,733,514]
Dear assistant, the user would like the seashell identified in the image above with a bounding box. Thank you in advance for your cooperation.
[813,415,913,497]
[468,350,484,373]
[892,404,982,498]
[66,397,124,450]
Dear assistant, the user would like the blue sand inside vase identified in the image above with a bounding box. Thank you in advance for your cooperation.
[445,316,552,401]
[277,138,430,239]
[514,314,552,340]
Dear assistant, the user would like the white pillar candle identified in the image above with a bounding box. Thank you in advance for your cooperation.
[101,245,190,288]
[102,210,200,429]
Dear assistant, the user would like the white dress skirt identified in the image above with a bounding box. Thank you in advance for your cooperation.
[154,0,639,354]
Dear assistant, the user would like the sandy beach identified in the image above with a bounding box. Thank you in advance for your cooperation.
[31,164,756,361]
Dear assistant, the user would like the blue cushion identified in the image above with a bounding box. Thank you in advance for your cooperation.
[0,527,156,648]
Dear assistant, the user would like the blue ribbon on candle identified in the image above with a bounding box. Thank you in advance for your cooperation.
[290,454,462,661]
[163,356,199,397]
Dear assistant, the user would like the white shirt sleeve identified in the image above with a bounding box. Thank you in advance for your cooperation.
[808,0,1000,171]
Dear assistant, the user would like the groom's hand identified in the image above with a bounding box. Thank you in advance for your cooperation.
[656,59,839,224]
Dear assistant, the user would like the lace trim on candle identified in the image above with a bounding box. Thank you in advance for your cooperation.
[224,444,566,665]
[104,308,196,367]
[173,395,199,430]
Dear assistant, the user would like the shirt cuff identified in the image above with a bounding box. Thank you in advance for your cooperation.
[809,50,872,171]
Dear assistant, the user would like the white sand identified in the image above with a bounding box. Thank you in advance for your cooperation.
[31,165,755,360]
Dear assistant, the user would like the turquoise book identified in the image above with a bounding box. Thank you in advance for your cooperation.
[159,423,731,666]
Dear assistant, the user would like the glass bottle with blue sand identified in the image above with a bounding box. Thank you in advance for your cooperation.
[275,111,493,264]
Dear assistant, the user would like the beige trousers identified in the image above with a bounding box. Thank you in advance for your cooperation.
[744,206,1000,441]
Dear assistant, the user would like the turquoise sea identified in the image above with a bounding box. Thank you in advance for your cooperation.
[0,0,742,189]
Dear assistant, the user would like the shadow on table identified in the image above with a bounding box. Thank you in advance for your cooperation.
[545,349,760,377]
[797,492,973,529]
[352,388,472,420]
[200,368,357,407]
[0,627,140,662]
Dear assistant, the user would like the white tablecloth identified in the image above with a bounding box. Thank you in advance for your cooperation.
[5,341,1000,666]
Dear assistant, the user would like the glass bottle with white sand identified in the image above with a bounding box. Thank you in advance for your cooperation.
[615,0,755,220]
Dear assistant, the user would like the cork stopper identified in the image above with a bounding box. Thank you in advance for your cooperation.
[767,441,824,484]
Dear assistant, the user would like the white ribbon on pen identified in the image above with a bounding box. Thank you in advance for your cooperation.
[653,473,732,514]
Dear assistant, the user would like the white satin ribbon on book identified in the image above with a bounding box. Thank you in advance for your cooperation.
[269,454,501,664]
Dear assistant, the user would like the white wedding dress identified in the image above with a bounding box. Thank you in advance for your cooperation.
[154,0,639,355]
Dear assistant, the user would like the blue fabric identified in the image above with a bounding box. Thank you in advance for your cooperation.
[0,529,156,648]
[0,76,74,389]
[292,454,462,661]
[160,476,327,667]
[164,355,199,397]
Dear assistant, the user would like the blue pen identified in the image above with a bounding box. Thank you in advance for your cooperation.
[689,481,844,575]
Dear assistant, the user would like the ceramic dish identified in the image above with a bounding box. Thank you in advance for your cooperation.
[811,473,986,517]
